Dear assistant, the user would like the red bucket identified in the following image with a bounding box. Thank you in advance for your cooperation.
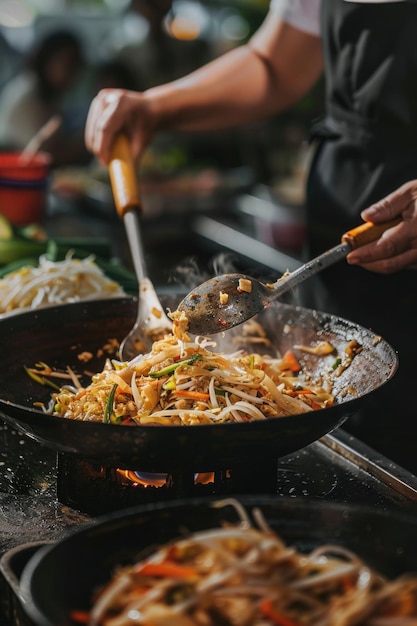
[0,152,51,224]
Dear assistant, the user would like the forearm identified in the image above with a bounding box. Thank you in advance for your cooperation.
[143,46,293,133]
[144,17,323,135]
[84,14,323,163]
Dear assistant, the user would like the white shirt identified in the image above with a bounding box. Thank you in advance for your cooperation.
[269,0,406,37]
[269,0,321,35]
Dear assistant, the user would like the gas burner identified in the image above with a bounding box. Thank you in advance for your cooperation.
[116,470,218,488]
[56,454,279,515]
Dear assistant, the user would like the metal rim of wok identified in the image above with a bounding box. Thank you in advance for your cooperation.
[0,297,398,471]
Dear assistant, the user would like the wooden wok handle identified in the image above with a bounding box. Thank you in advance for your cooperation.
[341,217,401,249]
[109,134,141,218]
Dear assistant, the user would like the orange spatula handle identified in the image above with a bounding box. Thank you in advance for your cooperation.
[109,134,141,218]
[342,217,401,249]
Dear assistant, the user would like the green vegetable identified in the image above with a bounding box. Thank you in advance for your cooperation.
[0,238,48,265]
[91,257,137,294]
[149,354,203,378]
[0,214,13,239]
[24,365,61,391]
[104,383,118,424]
[332,358,342,370]
[0,229,138,293]
[0,257,39,278]
[0,233,112,265]
[0,213,138,291]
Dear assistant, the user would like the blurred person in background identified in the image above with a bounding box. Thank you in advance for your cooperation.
[117,0,212,88]
[0,31,22,90]
[0,28,90,167]
[84,0,417,472]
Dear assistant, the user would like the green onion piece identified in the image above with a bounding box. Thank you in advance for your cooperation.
[24,366,61,391]
[149,354,203,378]
[104,383,118,424]
[332,358,342,370]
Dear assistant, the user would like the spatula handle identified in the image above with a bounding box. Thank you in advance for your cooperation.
[109,134,141,218]
[342,218,401,249]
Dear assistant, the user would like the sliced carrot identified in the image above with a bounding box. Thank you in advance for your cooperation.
[126,585,152,597]
[310,401,323,410]
[280,350,302,373]
[341,575,356,592]
[134,560,198,579]
[70,610,90,624]
[260,599,302,626]
[174,389,210,401]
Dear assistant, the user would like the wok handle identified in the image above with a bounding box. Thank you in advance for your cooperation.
[108,134,141,218]
[342,218,401,249]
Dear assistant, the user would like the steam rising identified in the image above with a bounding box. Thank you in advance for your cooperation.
[167,252,298,355]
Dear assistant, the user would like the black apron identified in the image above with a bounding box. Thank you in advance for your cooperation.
[302,0,417,469]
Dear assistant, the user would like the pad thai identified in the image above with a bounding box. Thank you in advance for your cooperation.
[30,312,360,425]
[70,498,417,626]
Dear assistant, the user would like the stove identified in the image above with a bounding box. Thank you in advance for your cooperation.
[1,419,417,626]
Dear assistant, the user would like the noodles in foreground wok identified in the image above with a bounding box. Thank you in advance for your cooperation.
[31,314,361,425]
[71,498,417,626]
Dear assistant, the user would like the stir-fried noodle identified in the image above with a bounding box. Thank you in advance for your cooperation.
[70,498,417,626]
[30,312,362,425]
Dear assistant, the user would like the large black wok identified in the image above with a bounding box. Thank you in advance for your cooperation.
[0,296,397,471]
[18,496,417,626]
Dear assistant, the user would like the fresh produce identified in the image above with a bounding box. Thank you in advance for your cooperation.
[0,214,137,292]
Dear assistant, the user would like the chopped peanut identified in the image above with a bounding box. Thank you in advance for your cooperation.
[237,278,252,293]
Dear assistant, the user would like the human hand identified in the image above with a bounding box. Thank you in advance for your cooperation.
[84,88,155,166]
[347,180,417,272]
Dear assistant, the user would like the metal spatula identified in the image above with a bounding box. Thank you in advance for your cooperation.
[109,134,172,361]
[177,217,401,335]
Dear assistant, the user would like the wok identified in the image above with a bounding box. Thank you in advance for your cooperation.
[0,296,398,471]
[18,496,417,626]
